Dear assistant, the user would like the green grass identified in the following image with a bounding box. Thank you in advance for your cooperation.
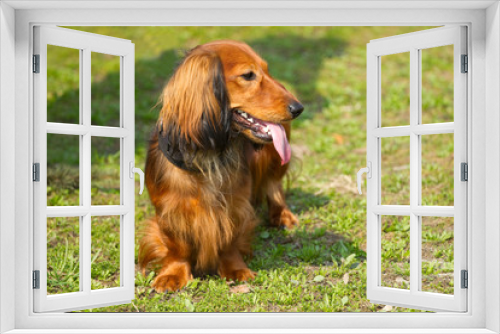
[45,26,455,312]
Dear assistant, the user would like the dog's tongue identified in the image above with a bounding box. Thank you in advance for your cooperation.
[264,122,291,165]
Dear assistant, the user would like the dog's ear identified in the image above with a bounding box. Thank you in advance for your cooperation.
[157,49,232,170]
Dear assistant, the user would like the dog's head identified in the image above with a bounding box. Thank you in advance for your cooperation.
[157,40,303,169]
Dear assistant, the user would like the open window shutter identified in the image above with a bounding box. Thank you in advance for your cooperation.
[33,26,136,312]
[365,26,467,312]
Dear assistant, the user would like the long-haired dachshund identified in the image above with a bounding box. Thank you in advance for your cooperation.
[139,40,304,292]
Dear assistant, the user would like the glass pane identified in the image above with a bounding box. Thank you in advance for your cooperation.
[47,134,80,206]
[421,134,454,206]
[381,52,410,127]
[91,137,121,205]
[381,215,410,290]
[421,217,454,294]
[47,217,80,294]
[47,45,80,124]
[91,216,121,290]
[381,136,410,205]
[421,45,454,124]
[91,52,121,127]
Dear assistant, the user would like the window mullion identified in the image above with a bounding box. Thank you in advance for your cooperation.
[81,47,92,294]
[372,205,454,217]
[409,47,421,294]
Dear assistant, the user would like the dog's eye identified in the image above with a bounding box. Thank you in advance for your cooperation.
[241,71,256,81]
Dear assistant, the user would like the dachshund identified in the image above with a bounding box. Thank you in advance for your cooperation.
[138,40,304,292]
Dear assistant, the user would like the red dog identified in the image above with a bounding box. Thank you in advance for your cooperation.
[139,40,304,292]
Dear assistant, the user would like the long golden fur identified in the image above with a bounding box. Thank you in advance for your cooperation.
[138,40,304,292]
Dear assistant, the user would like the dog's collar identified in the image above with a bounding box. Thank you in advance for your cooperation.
[157,124,200,173]
[157,122,242,173]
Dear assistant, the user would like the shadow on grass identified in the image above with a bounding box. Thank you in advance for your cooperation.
[249,34,346,104]
[249,187,365,272]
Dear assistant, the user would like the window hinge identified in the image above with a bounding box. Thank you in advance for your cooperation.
[461,270,468,289]
[33,163,40,182]
[461,54,468,73]
[33,270,40,289]
[33,54,40,73]
[461,162,468,181]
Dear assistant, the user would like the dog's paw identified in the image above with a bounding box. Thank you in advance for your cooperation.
[271,209,299,229]
[152,273,190,293]
[222,268,256,282]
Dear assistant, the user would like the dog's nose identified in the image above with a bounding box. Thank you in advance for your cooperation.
[288,101,304,118]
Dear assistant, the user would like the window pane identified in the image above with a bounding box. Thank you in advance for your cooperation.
[381,52,410,127]
[421,133,454,206]
[91,52,121,127]
[421,217,454,294]
[47,217,80,294]
[421,45,454,124]
[91,137,121,205]
[381,136,410,205]
[91,216,121,290]
[47,45,80,124]
[381,215,410,290]
[47,134,80,206]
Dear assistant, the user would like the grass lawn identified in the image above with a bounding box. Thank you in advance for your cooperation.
[45,26,455,312]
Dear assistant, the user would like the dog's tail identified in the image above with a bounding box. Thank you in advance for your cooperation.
[138,217,169,275]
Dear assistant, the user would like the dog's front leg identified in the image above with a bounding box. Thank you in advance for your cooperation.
[266,181,299,229]
[152,237,193,293]
[218,245,256,282]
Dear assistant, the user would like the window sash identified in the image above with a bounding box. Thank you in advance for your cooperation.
[32,26,136,313]
[366,26,468,312]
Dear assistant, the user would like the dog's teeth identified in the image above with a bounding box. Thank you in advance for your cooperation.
[248,117,254,123]
[241,112,248,118]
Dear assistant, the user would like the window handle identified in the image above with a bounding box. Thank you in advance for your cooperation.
[129,161,145,195]
[357,161,372,195]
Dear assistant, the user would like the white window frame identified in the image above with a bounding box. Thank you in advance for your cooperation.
[1,1,499,333]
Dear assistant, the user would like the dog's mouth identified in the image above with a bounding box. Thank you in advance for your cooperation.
[232,109,291,165]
